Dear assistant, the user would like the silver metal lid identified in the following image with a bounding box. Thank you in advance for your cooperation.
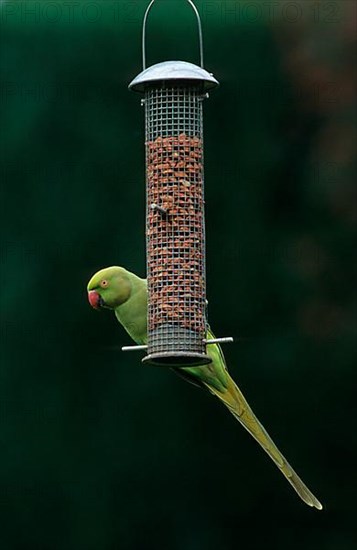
[129,60,219,93]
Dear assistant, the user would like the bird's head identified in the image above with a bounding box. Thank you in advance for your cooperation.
[87,266,132,310]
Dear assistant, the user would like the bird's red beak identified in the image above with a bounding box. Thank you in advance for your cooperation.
[88,290,102,310]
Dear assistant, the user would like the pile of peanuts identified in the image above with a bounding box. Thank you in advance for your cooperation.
[146,133,205,333]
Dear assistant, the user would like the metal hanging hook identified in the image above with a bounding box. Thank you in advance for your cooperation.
[142,0,204,70]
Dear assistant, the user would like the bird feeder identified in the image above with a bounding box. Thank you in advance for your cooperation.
[126,0,232,366]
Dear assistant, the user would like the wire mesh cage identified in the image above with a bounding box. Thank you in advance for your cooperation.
[129,0,220,366]
[145,84,207,364]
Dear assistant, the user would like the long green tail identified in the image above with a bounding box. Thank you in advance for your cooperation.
[206,374,323,510]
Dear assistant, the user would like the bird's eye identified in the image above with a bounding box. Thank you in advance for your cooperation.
[100,280,108,288]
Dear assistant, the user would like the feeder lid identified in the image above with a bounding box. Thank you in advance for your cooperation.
[129,60,219,93]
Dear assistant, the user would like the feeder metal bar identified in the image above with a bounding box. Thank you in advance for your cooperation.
[122,345,148,352]
[122,337,234,353]
[204,337,234,345]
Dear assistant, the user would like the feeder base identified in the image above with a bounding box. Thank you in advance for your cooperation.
[142,351,212,367]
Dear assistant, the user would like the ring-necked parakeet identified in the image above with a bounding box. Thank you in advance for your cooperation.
[87,266,322,510]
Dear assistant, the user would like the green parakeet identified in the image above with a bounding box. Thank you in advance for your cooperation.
[87,266,322,510]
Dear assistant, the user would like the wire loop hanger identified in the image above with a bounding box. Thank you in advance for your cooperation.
[142,0,204,70]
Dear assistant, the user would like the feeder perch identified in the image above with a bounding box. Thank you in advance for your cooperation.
[128,0,230,366]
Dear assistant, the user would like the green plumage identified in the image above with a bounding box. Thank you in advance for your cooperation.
[87,266,322,510]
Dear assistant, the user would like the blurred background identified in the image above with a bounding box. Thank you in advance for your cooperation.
[0,1,356,549]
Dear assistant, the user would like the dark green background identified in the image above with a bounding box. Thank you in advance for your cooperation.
[1,1,356,549]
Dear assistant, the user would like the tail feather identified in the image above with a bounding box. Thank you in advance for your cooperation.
[206,375,323,510]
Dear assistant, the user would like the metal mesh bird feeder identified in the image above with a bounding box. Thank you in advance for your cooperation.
[127,0,231,366]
